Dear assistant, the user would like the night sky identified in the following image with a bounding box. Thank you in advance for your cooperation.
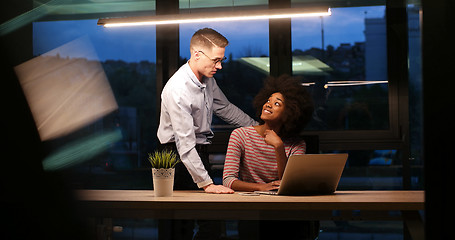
[33,6,385,63]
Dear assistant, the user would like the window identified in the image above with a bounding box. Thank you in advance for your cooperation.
[179,0,268,8]
[407,3,423,189]
[30,1,422,191]
[33,19,157,189]
[25,1,423,239]
[292,6,388,131]
[328,149,409,190]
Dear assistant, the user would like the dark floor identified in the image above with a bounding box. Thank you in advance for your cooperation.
[110,219,404,240]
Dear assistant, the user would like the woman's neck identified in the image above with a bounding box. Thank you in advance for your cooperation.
[254,122,281,137]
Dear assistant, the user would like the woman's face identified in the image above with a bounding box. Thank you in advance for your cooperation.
[260,92,286,123]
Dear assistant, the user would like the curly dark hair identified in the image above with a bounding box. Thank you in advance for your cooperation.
[253,75,314,139]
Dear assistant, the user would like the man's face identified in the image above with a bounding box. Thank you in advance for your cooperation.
[197,46,225,78]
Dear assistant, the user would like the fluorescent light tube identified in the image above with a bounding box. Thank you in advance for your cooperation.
[98,7,331,27]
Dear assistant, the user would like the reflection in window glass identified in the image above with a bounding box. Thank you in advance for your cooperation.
[179,21,269,128]
[33,20,157,189]
[292,6,389,131]
[407,3,423,190]
[323,150,411,190]
[179,0,268,8]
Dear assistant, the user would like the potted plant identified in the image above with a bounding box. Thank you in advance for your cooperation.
[148,150,181,197]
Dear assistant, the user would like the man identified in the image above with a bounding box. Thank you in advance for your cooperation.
[157,28,257,194]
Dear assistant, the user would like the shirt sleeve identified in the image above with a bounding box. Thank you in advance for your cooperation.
[211,80,258,127]
[222,128,245,188]
[163,87,213,187]
[288,140,307,156]
[181,149,213,188]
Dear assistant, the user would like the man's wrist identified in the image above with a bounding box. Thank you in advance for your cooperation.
[197,179,213,189]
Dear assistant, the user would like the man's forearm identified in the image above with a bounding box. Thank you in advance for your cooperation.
[180,147,213,185]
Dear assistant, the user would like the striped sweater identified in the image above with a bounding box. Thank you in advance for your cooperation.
[222,126,306,188]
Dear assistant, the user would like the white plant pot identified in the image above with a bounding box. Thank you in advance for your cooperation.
[152,168,175,197]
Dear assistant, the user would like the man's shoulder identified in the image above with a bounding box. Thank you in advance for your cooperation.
[167,67,187,84]
[162,78,183,93]
[163,68,190,91]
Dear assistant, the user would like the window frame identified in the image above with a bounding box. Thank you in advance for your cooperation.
[36,0,412,188]
[208,0,412,188]
[208,0,409,151]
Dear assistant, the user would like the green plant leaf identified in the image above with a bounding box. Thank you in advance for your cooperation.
[147,149,180,169]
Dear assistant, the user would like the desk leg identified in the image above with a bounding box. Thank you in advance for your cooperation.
[402,211,424,240]
[158,220,171,240]
[89,218,112,240]
[158,219,195,240]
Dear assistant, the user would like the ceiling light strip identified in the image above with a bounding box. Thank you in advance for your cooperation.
[326,81,389,87]
[98,7,331,28]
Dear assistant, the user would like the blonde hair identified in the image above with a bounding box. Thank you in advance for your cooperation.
[190,28,229,51]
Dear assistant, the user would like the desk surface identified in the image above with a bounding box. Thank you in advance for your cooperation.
[76,190,424,211]
[77,190,425,240]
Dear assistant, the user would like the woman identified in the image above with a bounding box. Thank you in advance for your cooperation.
[222,75,317,240]
[223,75,314,191]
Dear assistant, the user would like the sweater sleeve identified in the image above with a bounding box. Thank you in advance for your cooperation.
[222,128,245,188]
[287,139,307,156]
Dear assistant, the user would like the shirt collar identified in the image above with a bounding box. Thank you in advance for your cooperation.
[185,62,206,89]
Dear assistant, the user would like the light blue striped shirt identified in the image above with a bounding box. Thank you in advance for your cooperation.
[157,63,257,187]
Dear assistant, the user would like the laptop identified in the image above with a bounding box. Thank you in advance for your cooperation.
[255,153,348,196]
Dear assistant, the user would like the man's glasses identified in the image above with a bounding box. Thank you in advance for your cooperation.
[198,51,227,65]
